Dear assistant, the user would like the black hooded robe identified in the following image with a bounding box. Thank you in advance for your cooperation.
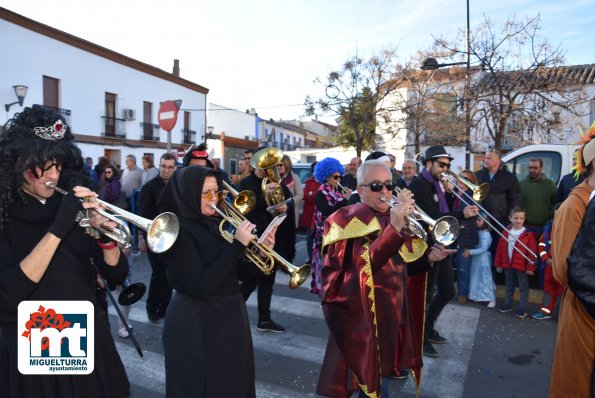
[159,166,256,398]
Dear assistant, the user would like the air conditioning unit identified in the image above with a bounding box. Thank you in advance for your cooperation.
[123,109,136,120]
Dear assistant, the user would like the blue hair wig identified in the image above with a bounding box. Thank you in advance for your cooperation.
[314,157,345,183]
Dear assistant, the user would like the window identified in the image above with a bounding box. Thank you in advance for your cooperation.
[143,101,153,140]
[43,76,59,108]
[505,151,562,184]
[105,92,116,136]
[229,159,237,175]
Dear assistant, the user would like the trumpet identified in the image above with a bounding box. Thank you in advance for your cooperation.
[222,180,256,215]
[46,182,179,253]
[380,194,460,246]
[336,182,351,197]
[211,194,311,289]
[413,153,537,262]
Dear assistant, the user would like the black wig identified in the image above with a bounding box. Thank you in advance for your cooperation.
[0,105,88,228]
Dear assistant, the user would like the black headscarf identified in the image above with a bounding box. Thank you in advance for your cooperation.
[161,166,223,237]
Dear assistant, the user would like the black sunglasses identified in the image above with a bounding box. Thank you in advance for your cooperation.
[331,175,341,180]
[360,181,395,192]
[434,160,451,169]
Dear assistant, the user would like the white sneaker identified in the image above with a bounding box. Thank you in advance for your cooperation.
[487,301,496,309]
[118,326,129,338]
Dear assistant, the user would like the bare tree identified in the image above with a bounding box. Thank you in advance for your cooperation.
[433,14,588,150]
[305,47,404,157]
[378,51,468,158]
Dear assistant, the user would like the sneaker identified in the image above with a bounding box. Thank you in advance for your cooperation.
[256,320,286,333]
[390,369,409,380]
[118,326,129,338]
[426,329,447,344]
[497,304,513,313]
[515,309,527,319]
[531,311,552,320]
[423,341,439,357]
[487,301,496,309]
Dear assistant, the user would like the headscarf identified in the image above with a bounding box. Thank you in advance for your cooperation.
[164,165,222,222]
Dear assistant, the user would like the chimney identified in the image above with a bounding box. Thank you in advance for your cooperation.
[173,59,180,77]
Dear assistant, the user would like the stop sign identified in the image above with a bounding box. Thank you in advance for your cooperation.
[158,100,180,131]
[177,148,185,158]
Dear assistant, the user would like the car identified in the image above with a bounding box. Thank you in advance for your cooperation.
[292,163,313,184]
[501,144,574,185]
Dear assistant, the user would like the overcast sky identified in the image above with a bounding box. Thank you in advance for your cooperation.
[3,0,594,121]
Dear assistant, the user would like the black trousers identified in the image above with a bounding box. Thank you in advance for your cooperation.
[240,267,277,322]
[146,250,173,316]
[425,256,456,334]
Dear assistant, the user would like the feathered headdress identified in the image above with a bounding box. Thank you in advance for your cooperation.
[573,122,595,180]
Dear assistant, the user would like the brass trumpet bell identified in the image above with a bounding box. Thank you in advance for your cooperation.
[445,171,490,202]
[222,181,256,215]
[250,147,283,183]
[251,147,286,212]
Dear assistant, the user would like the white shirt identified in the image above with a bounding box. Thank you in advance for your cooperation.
[507,227,525,260]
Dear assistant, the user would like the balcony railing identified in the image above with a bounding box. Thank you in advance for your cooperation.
[101,116,126,138]
[38,105,72,126]
[139,122,160,141]
[181,128,196,144]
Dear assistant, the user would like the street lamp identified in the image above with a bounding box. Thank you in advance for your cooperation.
[421,0,472,168]
[203,125,214,144]
[5,85,28,112]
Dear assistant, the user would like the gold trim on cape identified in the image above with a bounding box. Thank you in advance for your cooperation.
[322,216,382,250]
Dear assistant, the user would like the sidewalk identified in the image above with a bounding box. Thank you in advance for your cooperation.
[495,285,543,304]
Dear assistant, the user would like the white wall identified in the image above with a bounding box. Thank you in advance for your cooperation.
[208,103,257,139]
[1,20,207,159]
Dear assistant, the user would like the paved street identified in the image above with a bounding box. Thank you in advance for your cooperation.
[108,233,557,397]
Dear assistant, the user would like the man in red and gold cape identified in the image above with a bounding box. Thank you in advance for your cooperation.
[316,160,455,398]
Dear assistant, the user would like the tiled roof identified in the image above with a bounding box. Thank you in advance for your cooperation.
[476,64,595,91]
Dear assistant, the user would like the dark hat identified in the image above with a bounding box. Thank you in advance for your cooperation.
[365,151,389,161]
[423,145,454,162]
[182,143,213,168]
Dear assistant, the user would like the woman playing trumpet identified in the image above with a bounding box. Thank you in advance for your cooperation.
[0,106,130,398]
[311,157,352,295]
[160,166,277,398]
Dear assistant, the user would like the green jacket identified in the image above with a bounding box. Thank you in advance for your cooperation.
[520,174,557,227]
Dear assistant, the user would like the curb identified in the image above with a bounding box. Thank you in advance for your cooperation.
[495,285,543,305]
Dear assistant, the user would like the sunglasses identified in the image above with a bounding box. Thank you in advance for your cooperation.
[331,174,341,180]
[434,160,451,169]
[201,190,224,202]
[360,181,395,192]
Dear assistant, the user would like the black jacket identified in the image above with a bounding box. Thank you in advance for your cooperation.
[475,165,521,225]
[409,173,462,221]
[238,173,296,261]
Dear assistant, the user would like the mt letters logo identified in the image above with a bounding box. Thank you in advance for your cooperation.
[18,301,94,375]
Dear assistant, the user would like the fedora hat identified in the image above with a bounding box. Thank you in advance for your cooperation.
[423,145,454,162]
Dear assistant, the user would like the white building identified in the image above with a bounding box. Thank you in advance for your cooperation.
[1,7,208,168]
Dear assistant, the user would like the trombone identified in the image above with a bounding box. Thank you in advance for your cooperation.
[46,182,179,253]
[412,154,537,263]
[211,193,311,289]
[380,193,459,246]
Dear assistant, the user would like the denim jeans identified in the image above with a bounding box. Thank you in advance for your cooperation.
[359,377,389,398]
[456,247,471,296]
[504,269,529,310]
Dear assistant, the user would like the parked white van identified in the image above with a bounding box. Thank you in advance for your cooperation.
[501,144,575,185]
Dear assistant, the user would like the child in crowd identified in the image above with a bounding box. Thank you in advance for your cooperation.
[532,204,563,320]
[494,206,538,318]
[465,216,495,307]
